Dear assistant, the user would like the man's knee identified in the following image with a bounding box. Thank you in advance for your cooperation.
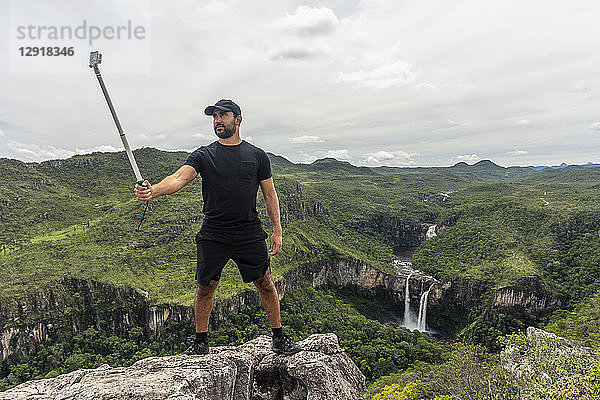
[254,275,275,293]
[196,280,218,297]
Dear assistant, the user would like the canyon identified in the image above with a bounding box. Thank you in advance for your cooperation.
[0,223,561,365]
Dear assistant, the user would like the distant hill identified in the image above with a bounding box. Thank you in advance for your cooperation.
[362,158,600,181]
[371,159,533,180]
[529,162,600,171]
[308,157,376,176]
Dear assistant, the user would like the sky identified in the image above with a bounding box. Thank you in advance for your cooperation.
[1,0,600,167]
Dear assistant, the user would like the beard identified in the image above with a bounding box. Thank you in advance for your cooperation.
[214,124,235,138]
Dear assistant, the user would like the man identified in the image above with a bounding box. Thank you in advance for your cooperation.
[134,99,301,356]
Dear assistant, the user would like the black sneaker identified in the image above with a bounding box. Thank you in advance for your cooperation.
[182,341,209,355]
[272,334,302,356]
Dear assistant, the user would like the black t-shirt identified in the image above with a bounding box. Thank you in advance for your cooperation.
[184,140,272,241]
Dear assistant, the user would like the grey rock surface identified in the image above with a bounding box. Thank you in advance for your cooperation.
[253,333,365,400]
[525,326,593,355]
[1,333,365,400]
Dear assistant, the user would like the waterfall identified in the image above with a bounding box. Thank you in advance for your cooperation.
[398,264,435,332]
[417,283,434,332]
[426,225,437,239]
[403,272,417,330]
[404,272,414,325]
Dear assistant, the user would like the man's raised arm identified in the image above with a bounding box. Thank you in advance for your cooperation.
[135,165,197,202]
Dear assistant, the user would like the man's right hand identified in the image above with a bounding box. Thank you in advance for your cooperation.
[135,180,153,202]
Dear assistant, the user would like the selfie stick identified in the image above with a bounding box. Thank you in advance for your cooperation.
[89,51,149,230]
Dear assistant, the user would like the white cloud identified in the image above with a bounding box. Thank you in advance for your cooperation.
[3,140,76,162]
[263,6,339,61]
[269,47,327,61]
[166,147,196,153]
[337,61,416,89]
[274,6,339,37]
[437,119,469,131]
[291,135,324,144]
[191,133,212,139]
[590,122,600,130]
[570,81,589,93]
[506,149,528,156]
[324,149,351,160]
[1,142,118,163]
[0,129,5,137]
[362,150,417,166]
[413,81,436,91]
[294,150,318,164]
[446,119,467,126]
[514,119,531,126]
[456,154,481,163]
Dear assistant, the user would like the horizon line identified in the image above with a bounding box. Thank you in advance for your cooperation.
[1,147,598,170]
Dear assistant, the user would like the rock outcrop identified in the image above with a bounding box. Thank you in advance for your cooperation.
[0,333,365,400]
[503,326,594,378]
[524,326,592,356]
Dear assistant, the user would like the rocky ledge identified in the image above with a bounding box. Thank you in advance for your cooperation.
[0,333,365,400]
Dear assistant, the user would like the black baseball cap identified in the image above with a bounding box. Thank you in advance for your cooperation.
[204,99,242,116]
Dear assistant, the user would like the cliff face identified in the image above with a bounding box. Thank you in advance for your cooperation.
[360,215,430,247]
[285,258,404,298]
[0,257,430,363]
[0,278,150,361]
[493,283,561,313]
[277,182,329,227]
[0,333,366,400]
[0,255,561,363]
[426,278,485,335]
[0,278,283,362]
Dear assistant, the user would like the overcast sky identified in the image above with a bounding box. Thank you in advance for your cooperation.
[1,0,600,167]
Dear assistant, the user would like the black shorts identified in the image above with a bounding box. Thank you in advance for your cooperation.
[195,236,270,286]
